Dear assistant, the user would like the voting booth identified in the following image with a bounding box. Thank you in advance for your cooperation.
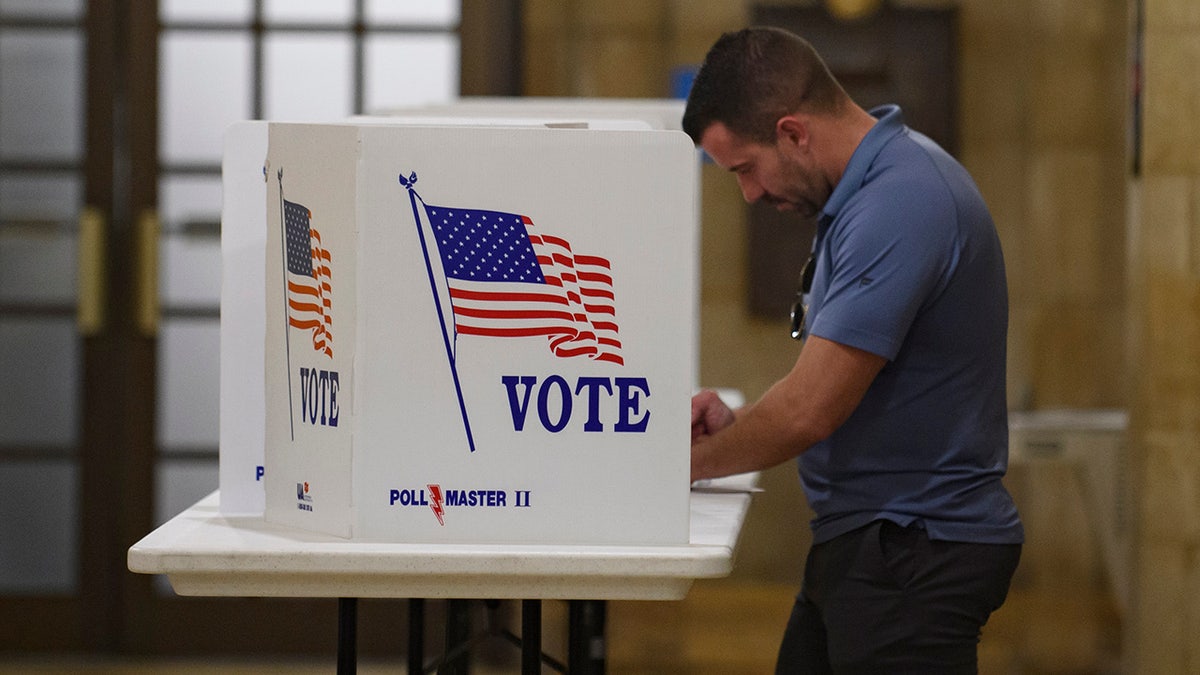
[219,112,699,546]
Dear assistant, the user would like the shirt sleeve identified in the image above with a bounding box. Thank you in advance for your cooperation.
[808,188,959,360]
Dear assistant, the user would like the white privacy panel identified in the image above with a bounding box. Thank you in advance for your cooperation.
[0,29,83,162]
[159,31,253,164]
[0,460,78,594]
[157,319,220,449]
[0,227,76,304]
[263,32,354,121]
[363,33,458,113]
[0,318,78,446]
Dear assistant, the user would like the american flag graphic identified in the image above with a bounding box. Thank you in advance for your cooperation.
[425,205,623,365]
[284,199,333,358]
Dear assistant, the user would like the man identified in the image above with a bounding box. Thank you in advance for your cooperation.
[684,27,1023,674]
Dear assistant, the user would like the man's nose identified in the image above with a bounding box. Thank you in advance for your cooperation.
[736,174,764,203]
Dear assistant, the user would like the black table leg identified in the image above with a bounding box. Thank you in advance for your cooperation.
[568,600,606,675]
[521,599,542,675]
[409,598,425,674]
[443,599,472,674]
[338,597,358,675]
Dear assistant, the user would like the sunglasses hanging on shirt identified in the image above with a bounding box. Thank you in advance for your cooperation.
[789,254,816,341]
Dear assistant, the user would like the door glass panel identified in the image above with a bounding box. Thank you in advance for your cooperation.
[365,0,459,27]
[264,0,353,25]
[0,172,82,225]
[0,460,78,593]
[363,33,459,113]
[160,234,220,308]
[155,460,219,526]
[263,33,354,121]
[1,172,81,304]
[0,0,82,19]
[158,319,220,450]
[0,227,76,303]
[160,174,221,233]
[0,2,83,613]
[160,174,221,307]
[159,32,252,165]
[0,318,78,446]
[159,0,251,24]
[0,29,83,162]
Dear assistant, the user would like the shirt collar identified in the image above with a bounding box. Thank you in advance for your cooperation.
[819,104,905,225]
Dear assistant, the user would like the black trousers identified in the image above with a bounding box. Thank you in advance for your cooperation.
[775,520,1021,674]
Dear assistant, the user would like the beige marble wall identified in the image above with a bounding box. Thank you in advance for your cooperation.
[959,5,1132,665]
[1129,0,1200,671]
[960,0,1130,411]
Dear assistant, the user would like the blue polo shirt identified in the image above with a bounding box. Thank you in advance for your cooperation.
[800,105,1023,545]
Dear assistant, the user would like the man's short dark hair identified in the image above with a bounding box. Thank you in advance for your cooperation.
[682,27,848,145]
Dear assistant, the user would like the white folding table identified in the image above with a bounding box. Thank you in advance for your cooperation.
[128,474,756,674]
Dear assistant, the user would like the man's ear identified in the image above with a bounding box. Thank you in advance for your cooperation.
[776,115,808,149]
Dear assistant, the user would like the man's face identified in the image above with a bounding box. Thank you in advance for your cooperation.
[699,121,829,218]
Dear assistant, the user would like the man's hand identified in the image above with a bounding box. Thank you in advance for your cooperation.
[691,389,736,442]
[688,336,887,482]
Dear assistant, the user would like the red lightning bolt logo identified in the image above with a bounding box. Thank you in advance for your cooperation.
[427,484,445,526]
